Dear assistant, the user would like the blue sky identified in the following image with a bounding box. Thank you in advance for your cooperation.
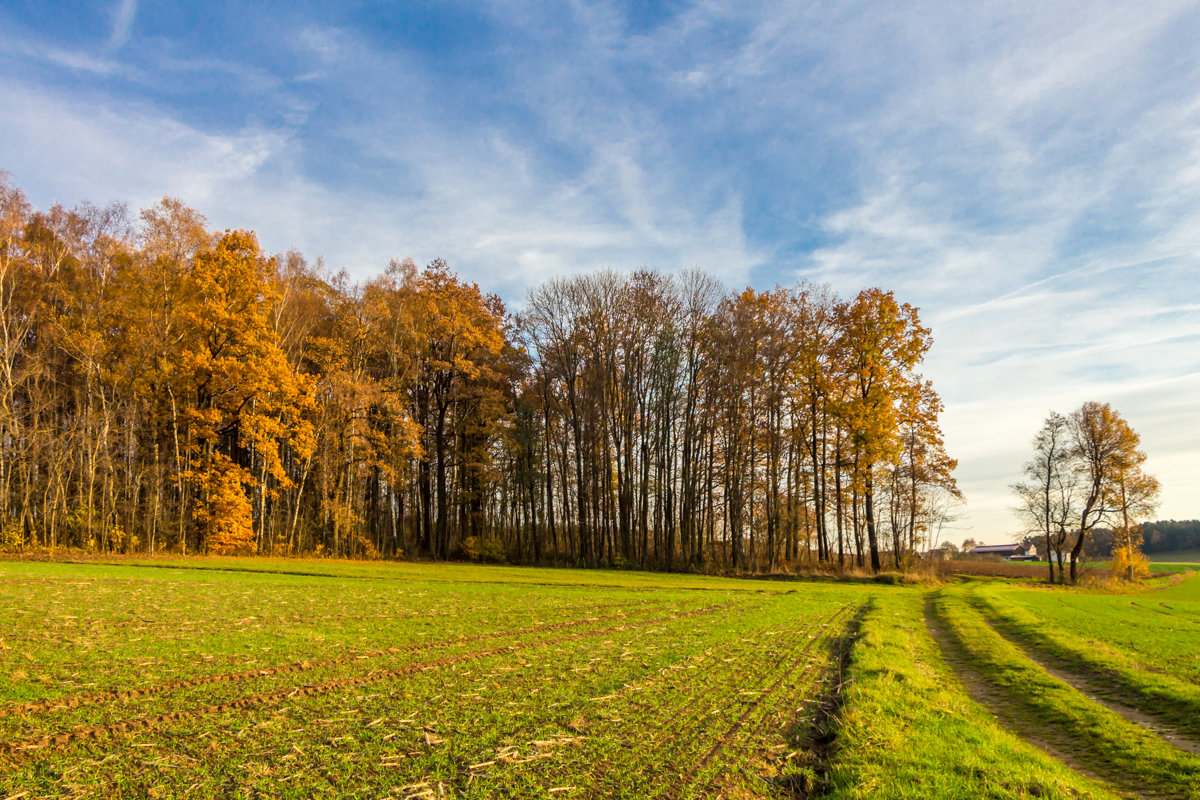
[3,1,1199,543]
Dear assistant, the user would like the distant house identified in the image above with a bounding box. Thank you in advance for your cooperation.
[968,543,1038,561]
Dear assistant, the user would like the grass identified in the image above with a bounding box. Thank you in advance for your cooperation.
[961,578,1200,740]
[1148,550,1200,563]
[0,558,868,798]
[5,557,1200,798]
[820,590,1119,799]
[973,573,1200,683]
[985,559,1200,575]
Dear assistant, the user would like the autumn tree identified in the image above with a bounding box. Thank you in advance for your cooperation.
[0,175,960,574]
[177,230,310,554]
[1109,462,1160,581]
[839,289,932,572]
[1063,402,1151,583]
[1015,402,1157,584]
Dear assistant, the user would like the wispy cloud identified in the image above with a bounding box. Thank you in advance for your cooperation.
[108,0,138,50]
[0,80,288,212]
[0,35,125,76]
[787,1,1200,539]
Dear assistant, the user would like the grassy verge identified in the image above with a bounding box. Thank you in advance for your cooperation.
[1148,550,1200,564]
[933,588,1200,799]
[819,590,1118,799]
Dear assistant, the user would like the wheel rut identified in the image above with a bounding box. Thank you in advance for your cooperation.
[922,594,1154,800]
[667,602,859,799]
[970,606,1200,756]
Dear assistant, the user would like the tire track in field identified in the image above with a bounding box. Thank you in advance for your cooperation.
[630,603,848,773]
[668,602,856,799]
[739,602,865,750]
[1130,601,1200,629]
[473,601,833,796]
[771,599,872,800]
[965,599,1200,755]
[0,602,735,757]
[0,600,674,723]
[922,594,1160,800]
[568,602,818,762]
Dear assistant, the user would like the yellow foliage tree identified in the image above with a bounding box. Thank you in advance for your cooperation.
[192,454,256,554]
[1110,542,1150,582]
[177,230,310,553]
[1109,457,1160,582]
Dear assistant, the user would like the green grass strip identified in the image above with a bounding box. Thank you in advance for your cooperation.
[934,589,1200,799]
[821,590,1117,799]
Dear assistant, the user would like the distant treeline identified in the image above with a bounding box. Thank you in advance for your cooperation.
[1074,521,1200,559]
[1142,520,1200,554]
[0,175,959,572]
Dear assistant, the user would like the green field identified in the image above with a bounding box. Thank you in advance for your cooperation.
[1148,550,1200,563]
[3,559,1200,798]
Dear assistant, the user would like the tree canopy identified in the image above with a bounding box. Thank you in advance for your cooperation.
[0,175,959,572]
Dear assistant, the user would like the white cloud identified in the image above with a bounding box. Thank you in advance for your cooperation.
[2,0,1197,540]
[0,81,287,207]
[0,47,764,298]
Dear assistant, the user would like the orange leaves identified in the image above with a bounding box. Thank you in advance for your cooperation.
[172,231,314,550]
[191,454,257,555]
[839,288,932,469]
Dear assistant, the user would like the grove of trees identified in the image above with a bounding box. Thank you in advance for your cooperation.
[1012,402,1159,583]
[0,175,960,572]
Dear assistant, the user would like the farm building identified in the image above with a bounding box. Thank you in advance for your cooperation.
[968,543,1039,561]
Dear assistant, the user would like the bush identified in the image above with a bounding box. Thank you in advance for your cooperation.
[1111,544,1151,582]
[0,518,24,552]
[461,536,507,563]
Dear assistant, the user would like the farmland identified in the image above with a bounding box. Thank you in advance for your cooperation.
[2,560,1200,798]
[1148,550,1200,564]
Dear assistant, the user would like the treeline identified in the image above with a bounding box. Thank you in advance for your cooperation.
[1142,520,1200,554]
[0,176,959,572]
[1086,521,1200,558]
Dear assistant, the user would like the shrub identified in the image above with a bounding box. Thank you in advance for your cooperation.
[1111,543,1151,582]
[0,518,24,552]
[462,536,507,563]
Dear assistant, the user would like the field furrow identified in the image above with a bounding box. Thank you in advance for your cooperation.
[0,602,736,757]
[670,603,856,798]
[7,559,1197,799]
[0,600,672,724]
